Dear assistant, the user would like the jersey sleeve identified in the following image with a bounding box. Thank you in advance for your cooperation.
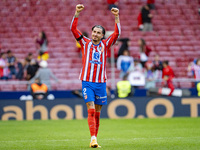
[70,17,83,41]
[105,23,121,49]
[70,17,90,49]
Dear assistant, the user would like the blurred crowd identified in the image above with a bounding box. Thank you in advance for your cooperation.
[0,31,49,81]
[1,0,200,98]
[105,0,200,97]
[0,31,59,99]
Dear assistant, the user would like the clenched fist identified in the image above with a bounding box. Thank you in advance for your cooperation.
[76,4,84,13]
[111,8,119,16]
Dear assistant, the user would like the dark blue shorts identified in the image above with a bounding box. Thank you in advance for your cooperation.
[82,81,107,105]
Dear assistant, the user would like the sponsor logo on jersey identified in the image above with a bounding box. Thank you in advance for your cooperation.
[89,60,102,65]
[89,51,102,64]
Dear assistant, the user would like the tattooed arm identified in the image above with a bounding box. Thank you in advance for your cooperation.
[74,4,84,18]
[111,8,120,23]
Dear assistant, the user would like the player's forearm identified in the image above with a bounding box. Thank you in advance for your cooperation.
[114,16,121,37]
[70,14,78,32]
[74,11,80,18]
[115,15,120,24]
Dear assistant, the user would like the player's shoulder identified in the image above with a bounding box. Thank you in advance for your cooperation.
[101,39,107,44]
[82,36,91,42]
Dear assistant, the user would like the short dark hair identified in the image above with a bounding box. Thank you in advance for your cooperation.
[7,50,11,54]
[0,52,5,57]
[82,32,88,37]
[28,52,33,56]
[123,74,129,80]
[147,4,152,9]
[140,38,146,45]
[92,25,105,35]
[163,60,169,65]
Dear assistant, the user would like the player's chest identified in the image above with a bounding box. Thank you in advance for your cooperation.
[86,44,106,64]
[88,44,105,59]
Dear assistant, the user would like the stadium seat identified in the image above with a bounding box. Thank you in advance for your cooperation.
[0,84,14,91]
[179,82,193,88]
[1,0,200,90]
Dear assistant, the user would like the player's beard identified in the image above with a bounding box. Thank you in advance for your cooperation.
[92,38,100,44]
[92,36,101,44]
[93,39,97,42]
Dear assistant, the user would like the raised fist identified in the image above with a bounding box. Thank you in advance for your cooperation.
[111,8,119,16]
[76,4,84,13]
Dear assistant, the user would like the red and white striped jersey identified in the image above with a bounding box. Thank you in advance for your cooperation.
[70,17,121,83]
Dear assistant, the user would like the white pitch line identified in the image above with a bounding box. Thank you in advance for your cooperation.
[0,139,73,143]
[0,137,200,143]
[130,137,200,140]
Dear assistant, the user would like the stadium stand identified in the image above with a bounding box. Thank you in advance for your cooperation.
[0,0,200,91]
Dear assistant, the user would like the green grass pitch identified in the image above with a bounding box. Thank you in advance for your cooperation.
[0,117,200,150]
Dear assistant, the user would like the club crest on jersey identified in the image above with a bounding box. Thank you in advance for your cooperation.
[99,46,104,53]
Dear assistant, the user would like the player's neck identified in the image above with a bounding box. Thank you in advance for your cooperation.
[92,40,101,46]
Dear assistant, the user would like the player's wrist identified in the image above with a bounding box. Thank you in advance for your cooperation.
[75,11,80,14]
[76,10,81,13]
[115,15,119,23]
[75,11,80,18]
